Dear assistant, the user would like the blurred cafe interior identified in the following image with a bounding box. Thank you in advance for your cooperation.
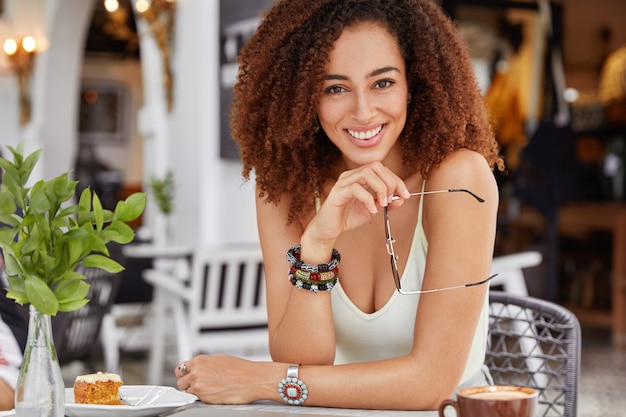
[1,0,626,407]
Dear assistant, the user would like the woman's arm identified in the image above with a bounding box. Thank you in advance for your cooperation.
[407,148,499,406]
[256,192,337,364]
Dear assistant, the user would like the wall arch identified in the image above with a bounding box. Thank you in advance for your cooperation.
[28,0,94,179]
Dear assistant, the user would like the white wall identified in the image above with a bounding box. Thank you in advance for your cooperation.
[174,0,258,247]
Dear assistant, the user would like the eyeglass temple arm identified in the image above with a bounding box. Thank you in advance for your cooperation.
[465,273,498,287]
[411,273,499,294]
[391,189,485,203]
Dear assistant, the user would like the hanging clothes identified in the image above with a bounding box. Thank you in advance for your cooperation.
[484,11,538,169]
[598,45,626,124]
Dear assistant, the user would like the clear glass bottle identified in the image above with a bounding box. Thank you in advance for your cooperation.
[15,305,65,417]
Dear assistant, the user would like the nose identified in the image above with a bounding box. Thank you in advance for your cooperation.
[353,91,376,122]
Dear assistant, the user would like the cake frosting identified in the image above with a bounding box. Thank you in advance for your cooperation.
[76,372,122,383]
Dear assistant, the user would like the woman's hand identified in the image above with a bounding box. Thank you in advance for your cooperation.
[303,161,411,252]
[175,355,276,405]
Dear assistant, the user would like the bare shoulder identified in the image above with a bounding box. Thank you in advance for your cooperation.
[434,148,492,175]
[428,149,498,204]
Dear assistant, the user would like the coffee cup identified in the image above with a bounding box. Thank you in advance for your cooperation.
[438,385,538,417]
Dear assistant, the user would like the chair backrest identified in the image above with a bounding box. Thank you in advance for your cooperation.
[187,245,268,356]
[53,244,124,368]
[486,291,581,417]
[490,251,543,296]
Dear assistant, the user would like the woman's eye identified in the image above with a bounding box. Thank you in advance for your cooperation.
[375,79,395,89]
[324,85,345,95]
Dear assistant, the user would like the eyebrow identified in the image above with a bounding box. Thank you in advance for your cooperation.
[324,66,401,81]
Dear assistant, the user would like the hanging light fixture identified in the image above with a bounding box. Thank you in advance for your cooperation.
[134,0,176,111]
[3,35,38,125]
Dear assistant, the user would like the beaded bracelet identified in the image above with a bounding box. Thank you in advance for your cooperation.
[286,244,341,272]
[286,244,341,292]
[290,266,338,283]
[289,274,337,292]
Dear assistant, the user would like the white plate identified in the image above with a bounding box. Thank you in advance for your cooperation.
[65,385,198,417]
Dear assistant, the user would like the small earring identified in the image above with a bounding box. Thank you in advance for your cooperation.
[314,119,320,133]
[407,93,412,104]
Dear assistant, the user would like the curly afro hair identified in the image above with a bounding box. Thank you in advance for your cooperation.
[231,0,503,223]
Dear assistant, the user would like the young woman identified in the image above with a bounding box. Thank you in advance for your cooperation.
[176,0,504,410]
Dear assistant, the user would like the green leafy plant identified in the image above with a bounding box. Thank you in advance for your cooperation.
[150,170,174,216]
[0,142,146,315]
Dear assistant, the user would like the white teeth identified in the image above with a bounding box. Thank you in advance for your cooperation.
[348,125,382,140]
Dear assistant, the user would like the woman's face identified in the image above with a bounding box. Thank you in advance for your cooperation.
[317,22,409,171]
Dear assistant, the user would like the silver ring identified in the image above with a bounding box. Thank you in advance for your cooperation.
[177,362,188,375]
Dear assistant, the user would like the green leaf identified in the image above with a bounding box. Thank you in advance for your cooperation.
[0,228,17,248]
[93,192,104,231]
[4,253,25,277]
[102,220,135,244]
[20,223,41,255]
[29,180,51,213]
[78,187,92,223]
[54,277,90,302]
[79,233,109,256]
[113,192,146,222]
[0,184,17,216]
[19,147,42,185]
[5,289,29,305]
[25,275,59,315]
[81,254,125,273]
[52,172,78,203]
[57,205,80,218]
[58,299,90,312]
[66,236,86,265]
[6,275,25,292]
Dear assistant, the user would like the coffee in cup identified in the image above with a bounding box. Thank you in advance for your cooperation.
[439,385,537,417]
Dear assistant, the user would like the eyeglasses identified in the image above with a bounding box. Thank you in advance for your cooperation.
[384,188,497,295]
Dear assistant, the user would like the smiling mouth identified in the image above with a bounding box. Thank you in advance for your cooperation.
[347,125,383,140]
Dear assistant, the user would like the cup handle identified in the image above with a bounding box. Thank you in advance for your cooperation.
[439,398,460,417]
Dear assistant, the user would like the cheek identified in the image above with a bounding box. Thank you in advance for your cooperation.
[317,100,345,129]
[385,98,408,125]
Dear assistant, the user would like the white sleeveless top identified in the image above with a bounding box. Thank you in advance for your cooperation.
[330,186,489,385]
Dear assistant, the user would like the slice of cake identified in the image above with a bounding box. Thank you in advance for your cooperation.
[73,372,124,405]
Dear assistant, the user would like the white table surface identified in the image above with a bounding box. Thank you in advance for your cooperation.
[0,402,439,417]
[165,401,439,417]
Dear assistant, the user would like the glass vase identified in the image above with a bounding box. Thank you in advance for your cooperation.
[15,305,65,417]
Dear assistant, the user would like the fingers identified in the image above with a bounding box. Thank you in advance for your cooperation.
[337,162,410,211]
